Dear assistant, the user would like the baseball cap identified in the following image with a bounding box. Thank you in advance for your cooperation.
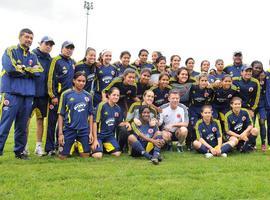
[233,51,242,57]
[62,41,75,49]
[241,65,252,71]
[40,36,55,45]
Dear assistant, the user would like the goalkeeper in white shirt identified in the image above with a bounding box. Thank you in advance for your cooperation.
[159,89,189,152]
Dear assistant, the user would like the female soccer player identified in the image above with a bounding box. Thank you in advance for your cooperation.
[150,73,171,109]
[91,87,130,158]
[102,68,139,115]
[132,49,155,72]
[151,51,162,66]
[185,57,199,82]
[58,72,93,159]
[94,50,117,107]
[251,60,267,151]
[214,59,226,81]
[212,75,239,120]
[170,67,192,106]
[187,73,213,150]
[114,51,138,76]
[193,105,237,158]
[128,105,165,165]
[224,97,258,153]
[150,56,167,85]
[74,47,97,93]
[136,68,152,100]
[168,55,181,78]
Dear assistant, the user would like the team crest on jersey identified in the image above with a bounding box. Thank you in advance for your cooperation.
[248,87,253,92]
[228,94,232,98]
[111,71,115,76]
[212,127,217,132]
[242,116,246,121]
[176,114,181,119]
[114,112,119,117]
[204,92,209,97]
[49,104,54,110]
[84,97,90,102]
[148,129,154,134]
[69,97,75,102]
[165,94,169,98]
[62,66,68,74]
[127,90,131,95]
[28,59,33,66]
[3,100,9,106]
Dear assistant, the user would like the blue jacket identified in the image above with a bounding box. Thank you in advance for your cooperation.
[32,48,52,97]
[223,64,243,78]
[0,44,43,96]
[48,55,75,98]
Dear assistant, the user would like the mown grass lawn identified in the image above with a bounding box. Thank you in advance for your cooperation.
[0,120,270,200]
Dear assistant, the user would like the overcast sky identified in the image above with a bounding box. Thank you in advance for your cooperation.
[1,0,270,71]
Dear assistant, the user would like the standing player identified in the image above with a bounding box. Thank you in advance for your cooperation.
[136,68,152,100]
[193,105,237,158]
[224,97,258,152]
[0,28,43,159]
[27,36,55,156]
[150,56,167,85]
[223,51,244,77]
[74,47,97,94]
[159,90,189,152]
[94,50,117,107]
[46,41,75,155]
[129,106,165,165]
[91,87,129,158]
[185,57,199,82]
[131,49,155,72]
[114,51,138,76]
[168,55,181,78]
[58,72,93,159]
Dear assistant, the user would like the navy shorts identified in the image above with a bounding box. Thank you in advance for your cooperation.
[93,135,120,153]
[59,129,90,156]
[31,97,48,118]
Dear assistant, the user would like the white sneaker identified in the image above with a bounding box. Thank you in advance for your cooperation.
[23,145,30,156]
[35,145,44,156]
[204,153,213,158]
[221,153,227,157]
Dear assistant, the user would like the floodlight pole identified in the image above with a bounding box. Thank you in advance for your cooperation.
[84,1,94,50]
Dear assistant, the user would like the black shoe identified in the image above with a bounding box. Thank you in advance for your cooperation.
[176,145,184,153]
[157,154,163,162]
[15,153,29,160]
[46,150,56,156]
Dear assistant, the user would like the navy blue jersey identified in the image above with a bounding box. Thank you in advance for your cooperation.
[213,71,226,81]
[264,72,270,109]
[189,70,200,82]
[103,77,137,101]
[74,61,97,93]
[212,85,239,110]
[58,89,93,131]
[195,119,222,147]
[253,73,266,109]
[94,102,123,137]
[32,48,52,97]
[224,108,252,135]
[48,55,75,98]
[150,85,171,107]
[126,101,157,122]
[114,63,138,77]
[233,77,260,110]
[132,122,158,139]
[208,74,216,84]
[189,84,213,107]
[223,64,243,78]
[136,81,151,100]
[131,62,155,72]
[96,65,117,93]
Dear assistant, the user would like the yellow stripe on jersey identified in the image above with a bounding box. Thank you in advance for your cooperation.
[250,77,261,111]
[48,55,61,98]
[195,119,203,140]
[131,122,142,136]
[224,110,233,133]
[213,119,222,138]
[0,93,6,121]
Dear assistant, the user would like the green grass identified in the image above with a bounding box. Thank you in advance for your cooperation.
[0,120,270,200]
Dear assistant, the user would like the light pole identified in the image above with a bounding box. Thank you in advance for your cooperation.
[84,1,94,50]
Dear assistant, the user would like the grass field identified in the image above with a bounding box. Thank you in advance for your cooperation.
[1,120,270,200]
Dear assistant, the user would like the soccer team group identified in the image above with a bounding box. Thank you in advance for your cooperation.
[0,28,269,164]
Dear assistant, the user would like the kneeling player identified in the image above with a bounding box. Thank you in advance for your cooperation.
[58,72,93,159]
[91,87,130,158]
[193,105,237,158]
[128,106,165,165]
[224,97,258,153]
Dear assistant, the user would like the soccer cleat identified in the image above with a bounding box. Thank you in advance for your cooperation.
[35,145,44,156]
[166,142,173,151]
[261,144,266,152]
[47,150,56,156]
[204,153,213,158]
[221,153,227,157]
[151,157,159,165]
[157,154,163,162]
[15,153,29,160]
[176,144,184,153]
